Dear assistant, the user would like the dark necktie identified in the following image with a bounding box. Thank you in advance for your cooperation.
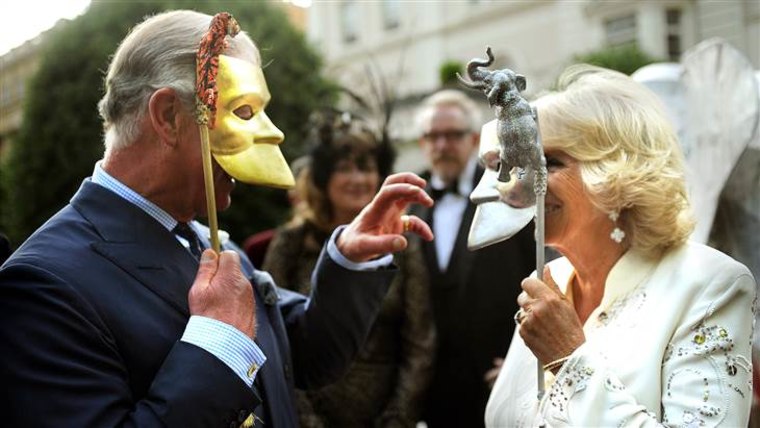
[430,179,460,201]
[173,222,202,260]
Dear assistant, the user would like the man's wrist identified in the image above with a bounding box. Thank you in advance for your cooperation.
[181,316,266,387]
[328,225,393,271]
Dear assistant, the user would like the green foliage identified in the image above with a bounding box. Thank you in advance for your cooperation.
[573,43,661,76]
[439,60,464,86]
[2,0,335,245]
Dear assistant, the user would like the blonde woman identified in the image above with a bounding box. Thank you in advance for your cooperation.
[478,65,756,427]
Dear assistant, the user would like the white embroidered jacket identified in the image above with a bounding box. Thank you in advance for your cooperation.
[486,242,756,427]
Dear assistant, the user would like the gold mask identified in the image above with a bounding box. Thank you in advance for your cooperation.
[209,55,294,188]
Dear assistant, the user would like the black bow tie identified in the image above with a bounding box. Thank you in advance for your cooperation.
[430,180,460,200]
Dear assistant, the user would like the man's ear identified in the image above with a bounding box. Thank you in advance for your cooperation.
[148,88,184,146]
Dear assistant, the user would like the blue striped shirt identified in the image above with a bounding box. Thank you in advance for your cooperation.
[91,162,265,387]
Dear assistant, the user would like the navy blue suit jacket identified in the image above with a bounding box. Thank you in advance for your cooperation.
[0,180,395,427]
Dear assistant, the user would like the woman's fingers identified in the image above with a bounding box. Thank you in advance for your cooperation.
[382,172,428,188]
[369,182,433,215]
[402,214,433,241]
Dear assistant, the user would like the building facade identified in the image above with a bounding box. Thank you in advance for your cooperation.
[0,32,48,163]
[306,0,759,169]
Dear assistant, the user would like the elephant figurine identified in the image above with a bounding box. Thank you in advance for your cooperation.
[457,47,544,187]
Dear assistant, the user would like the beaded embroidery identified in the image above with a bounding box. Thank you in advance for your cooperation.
[661,321,752,425]
[676,323,733,357]
[595,290,647,328]
[671,323,751,386]
[604,374,625,392]
[547,364,595,414]
[682,410,705,428]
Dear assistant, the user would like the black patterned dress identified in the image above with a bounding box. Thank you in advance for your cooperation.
[264,221,435,428]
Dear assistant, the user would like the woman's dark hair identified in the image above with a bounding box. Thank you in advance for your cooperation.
[308,108,396,192]
[291,108,396,231]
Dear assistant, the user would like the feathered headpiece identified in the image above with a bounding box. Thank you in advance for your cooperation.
[195,12,240,128]
[306,108,396,192]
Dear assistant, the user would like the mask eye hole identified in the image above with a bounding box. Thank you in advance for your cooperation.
[233,105,254,120]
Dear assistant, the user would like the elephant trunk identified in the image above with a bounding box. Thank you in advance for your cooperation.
[457,72,485,90]
[458,46,496,90]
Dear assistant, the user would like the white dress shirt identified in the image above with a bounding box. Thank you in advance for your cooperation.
[430,157,477,271]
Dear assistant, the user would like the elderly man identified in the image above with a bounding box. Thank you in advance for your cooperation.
[411,90,534,428]
[0,10,432,428]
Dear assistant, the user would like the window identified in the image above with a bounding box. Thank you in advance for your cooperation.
[605,14,637,47]
[382,0,400,30]
[665,8,682,61]
[340,2,358,43]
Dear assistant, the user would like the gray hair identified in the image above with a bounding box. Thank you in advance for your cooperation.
[98,10,259,151]
[415,89,482,133]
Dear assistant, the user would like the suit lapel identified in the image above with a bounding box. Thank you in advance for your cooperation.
[72,181,198,316]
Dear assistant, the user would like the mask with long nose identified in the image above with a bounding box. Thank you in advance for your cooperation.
[467,120,536,250]
[209,54,294,188]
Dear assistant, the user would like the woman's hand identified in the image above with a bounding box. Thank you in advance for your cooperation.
[337,172,434,262]
[517,265,585,370]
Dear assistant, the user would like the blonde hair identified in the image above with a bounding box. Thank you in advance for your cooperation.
[535,64,694,255]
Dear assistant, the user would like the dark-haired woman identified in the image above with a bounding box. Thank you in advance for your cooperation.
[264,114,434,428]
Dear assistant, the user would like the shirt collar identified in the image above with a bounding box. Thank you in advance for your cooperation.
[91,161,179,232]
[600,247,658,308]
[553,247,658,308]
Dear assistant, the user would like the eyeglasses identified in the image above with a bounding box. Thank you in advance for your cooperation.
[422,129,471,142]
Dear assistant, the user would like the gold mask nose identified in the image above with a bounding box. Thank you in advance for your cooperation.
[252,111,284,145]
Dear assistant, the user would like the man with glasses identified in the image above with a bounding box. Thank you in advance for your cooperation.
[412,90,535,428]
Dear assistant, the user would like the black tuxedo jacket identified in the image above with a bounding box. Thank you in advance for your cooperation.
[412,167,535,428]
[0,180,394,427]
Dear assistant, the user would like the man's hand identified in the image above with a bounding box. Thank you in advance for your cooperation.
[337,172,434,262]
[188,250,256,339]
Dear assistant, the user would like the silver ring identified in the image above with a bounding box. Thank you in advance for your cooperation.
[514,309,524,325]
